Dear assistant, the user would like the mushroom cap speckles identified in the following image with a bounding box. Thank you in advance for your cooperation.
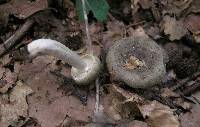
[106,36,166,88]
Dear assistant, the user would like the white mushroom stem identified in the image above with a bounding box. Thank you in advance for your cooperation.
[27,39,101,85]
[27,39,87,71]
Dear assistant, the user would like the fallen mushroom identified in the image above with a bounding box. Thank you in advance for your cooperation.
[106,35,166,88]
[27,39,101,85]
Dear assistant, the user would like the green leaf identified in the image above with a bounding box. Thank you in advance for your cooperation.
[76,0,110,22]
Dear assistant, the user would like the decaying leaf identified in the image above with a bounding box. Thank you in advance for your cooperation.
[0,54,12,66]
[102,20,125,50]
[0,65,5,79]
[180,104,200,127]
[186,0,200,14]
[123,56,144,70]
[184,15,200,43]
[138,0,154,9]
[146,24,161,39]
[160,0,192,16]
[130,0,140,15]
[19,57,95,127]
[0,0,48,19]
[107,98,142,121]
[140,101,180,127]
[161,88,180,98]
[0,81,33,127]
[0,11,8,29]
[185,15,200,34]
[162,15,187,41]
[105,84,180,126]
[105,84,144,121]
[0,69,17,93]
[114,120,148,127]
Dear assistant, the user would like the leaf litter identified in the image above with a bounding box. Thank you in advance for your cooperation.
[0,0,200,126]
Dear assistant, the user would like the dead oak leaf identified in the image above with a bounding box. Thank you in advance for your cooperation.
[160,0,192,16]
[105,84,180,127]
[0,66,5,79]
[184,15,200,43]
[180,104,200,127]
[102,20,125,50]
[123,56,144,70]
[131,0,140,15]
[0,81,33,127]
[0,0,48,19]
[162,16,187,41]
[139,0,154,9]
[186,0,200,14]
[184,15,200,34]
[139,101,180,127]
[0,69,18,94]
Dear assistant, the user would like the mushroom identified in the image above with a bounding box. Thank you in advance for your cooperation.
[106,35,166,88]
[27,39,101,85]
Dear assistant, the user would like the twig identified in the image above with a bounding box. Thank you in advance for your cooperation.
[95,78,100,113]
[182,81,200,96]
[125,21,146,28]
[81,0,93,54]
[171,71,200,91]
[0,19,34,56]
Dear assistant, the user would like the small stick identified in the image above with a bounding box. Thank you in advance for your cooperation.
[81,0,93,54]
[171,71,200,91]
[0,19,34,56]
[183,81,200,96]
[95,78,100,113]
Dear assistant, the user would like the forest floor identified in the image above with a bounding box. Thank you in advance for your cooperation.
[0,0,200,127]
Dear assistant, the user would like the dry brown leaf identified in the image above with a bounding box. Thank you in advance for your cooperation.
[187,0,200,14]
[102,20,125,50]
[175,98,191,110]
[0,81,33,127]
[180,104,200,127]
[146,24,161,39]
[107,100,138,121]
[114,120,148,127]
[160,0,192,16]
[123,56,144,70]
[0,11,9,29]
[127,27,150,41]
[0,69,17,93]
[19,56,53,81]
[0,65,5,79]
[18,56,95,127]
[184,15,200,43]
[105,84,180,127]
[162,16,187,41]
[107,98,142,121]
[161,88,180,98]
[139,0,154,9]
[185,15,200,34]
[0,0,48,19]
[139,101,180,127]
[131,0,140,15]
[105,84,144,121]
[0,54,12,66]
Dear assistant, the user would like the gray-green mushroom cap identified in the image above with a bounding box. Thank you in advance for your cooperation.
[106,36,166,88]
